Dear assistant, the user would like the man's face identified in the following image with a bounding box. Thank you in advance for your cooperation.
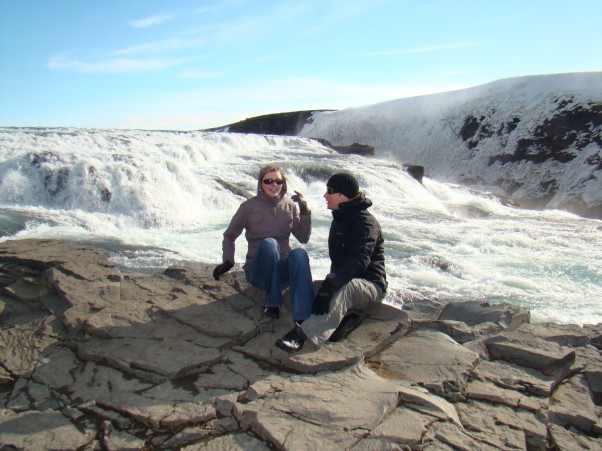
[324,187,349,210]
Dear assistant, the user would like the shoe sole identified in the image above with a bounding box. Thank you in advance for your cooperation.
[275,339,300,353]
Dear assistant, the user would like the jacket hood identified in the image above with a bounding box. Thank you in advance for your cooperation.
[333,192,372,218]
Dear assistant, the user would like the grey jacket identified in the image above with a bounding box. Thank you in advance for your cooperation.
[221,182,311,269]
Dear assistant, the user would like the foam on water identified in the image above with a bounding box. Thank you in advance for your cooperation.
[1,127,601,325]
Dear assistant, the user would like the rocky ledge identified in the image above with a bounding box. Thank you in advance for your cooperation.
[0,239,600,450]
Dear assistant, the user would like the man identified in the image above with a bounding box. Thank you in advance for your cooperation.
[275,172,387,352]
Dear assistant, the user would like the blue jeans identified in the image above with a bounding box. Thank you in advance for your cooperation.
[244,238,314,322]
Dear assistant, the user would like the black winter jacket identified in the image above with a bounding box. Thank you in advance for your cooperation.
[325,194,387,293]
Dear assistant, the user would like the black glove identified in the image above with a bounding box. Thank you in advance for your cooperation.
[291,191,310,215]
[312,280,336,315]
[213,261,234,280]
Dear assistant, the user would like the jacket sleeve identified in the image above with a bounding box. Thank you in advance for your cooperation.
[328,216,378,290]
[291,204,311,244]
[222,202,246,263]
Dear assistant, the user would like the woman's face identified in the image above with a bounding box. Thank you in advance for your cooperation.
[261,171,284,198]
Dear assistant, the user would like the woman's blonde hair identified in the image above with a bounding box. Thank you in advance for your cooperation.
[258,164,285,181]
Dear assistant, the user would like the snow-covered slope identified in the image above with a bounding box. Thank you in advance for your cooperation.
[299,72,602,218]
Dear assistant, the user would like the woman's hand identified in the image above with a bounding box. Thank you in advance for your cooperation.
[291,191,310,215]
[213,261,234,280]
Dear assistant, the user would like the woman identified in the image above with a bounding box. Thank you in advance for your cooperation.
[213,164,314,324]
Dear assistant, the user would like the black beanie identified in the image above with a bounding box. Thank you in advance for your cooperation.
[327,173,359,198]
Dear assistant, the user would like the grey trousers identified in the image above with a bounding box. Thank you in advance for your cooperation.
[301,278,384,348]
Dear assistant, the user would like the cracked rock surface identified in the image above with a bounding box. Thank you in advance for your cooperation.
[1,239,601,450]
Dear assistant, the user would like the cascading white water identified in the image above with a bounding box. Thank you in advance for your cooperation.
[1,127,601,325]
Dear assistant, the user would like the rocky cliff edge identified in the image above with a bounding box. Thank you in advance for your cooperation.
[1,239,601,450]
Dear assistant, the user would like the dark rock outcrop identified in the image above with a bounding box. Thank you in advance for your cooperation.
[312,138,375,156]
[313,139,425,182]
[215,178,253,200]
[404,164,425,183]
[205,110,332,136]
[486,102,602,166]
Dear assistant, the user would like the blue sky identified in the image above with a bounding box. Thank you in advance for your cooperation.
[1,0,601,131]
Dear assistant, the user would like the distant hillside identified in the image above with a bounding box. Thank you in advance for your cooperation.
[208,72,602,219]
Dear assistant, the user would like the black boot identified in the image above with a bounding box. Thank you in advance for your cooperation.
[275,323,306,353]
[328,313,363,342]
[264,306,280,319]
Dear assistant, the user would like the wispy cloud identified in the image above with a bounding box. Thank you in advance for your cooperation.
[346,42,479,59]
[194,0,247,15]
[47,53,186,74]
[186,2,311,47]
[111,37,206,56]
[129,13,176,29]
[297,0,391,36]
[178,69,223,80]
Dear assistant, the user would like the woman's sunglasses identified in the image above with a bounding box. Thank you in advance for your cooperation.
[326,187,339,195]
[263,178,284,185]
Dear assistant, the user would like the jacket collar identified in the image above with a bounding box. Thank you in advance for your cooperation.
[332,192,372,220]
[258,191,284,203]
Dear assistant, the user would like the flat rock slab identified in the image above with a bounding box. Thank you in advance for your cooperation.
[77,336,222,381]
[439,300,530,330]
[0,316,64,376]
[234,364,401,449]
[0,409,93,450]
[486,333,575,375]
[516,322,591,347]
[550,374,598,432]
[367,329,480,398]
[456,400,548,449]
[182,432,270,450]
[154,294,258,340]
[465,379,544,411]
[0,239,119,278]
[237,302,410,374]
[471,359,564,397]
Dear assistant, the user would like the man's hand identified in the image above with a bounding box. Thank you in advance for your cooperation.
[213,261,234,280]
[291,191,310,215]
[312,280,336,315]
